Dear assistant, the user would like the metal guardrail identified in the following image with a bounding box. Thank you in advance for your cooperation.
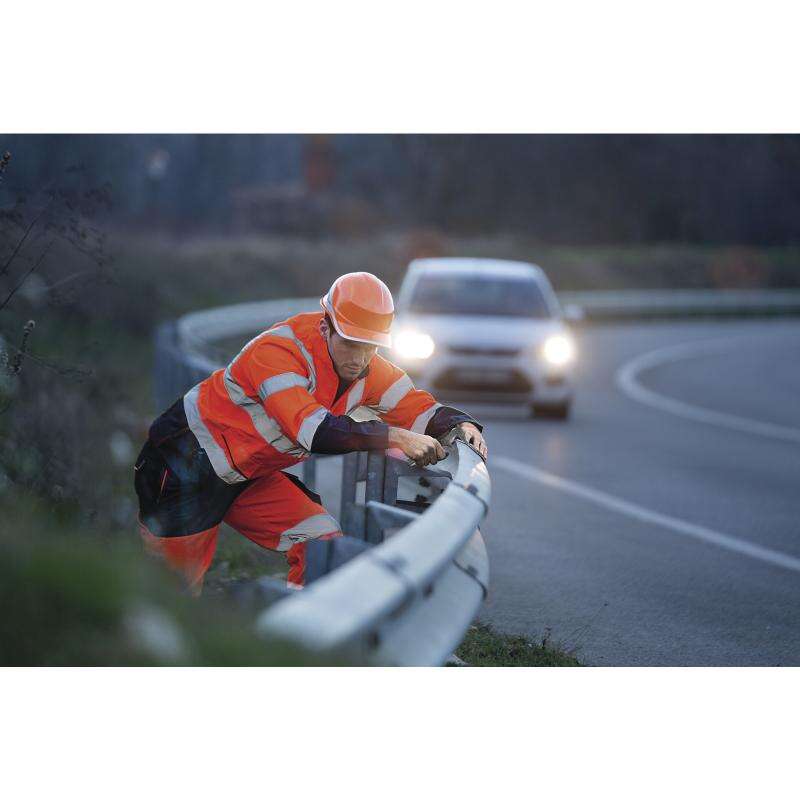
[257,438,489,665]
[153,297,491,666]
[559,288,800,320]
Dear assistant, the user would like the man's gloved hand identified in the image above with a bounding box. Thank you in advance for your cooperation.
[451,422,488,460]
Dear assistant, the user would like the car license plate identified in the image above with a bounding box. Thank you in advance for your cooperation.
[457,369,514,384]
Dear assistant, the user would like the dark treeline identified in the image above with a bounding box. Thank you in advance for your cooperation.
[2,134,799,245]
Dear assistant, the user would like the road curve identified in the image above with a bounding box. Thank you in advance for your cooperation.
[466,318,800,666]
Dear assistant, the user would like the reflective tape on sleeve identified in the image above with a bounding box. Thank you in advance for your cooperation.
[263,326,317,393]
[296,406,329,450]
[345,378,366,412]
[223,368,308,457]
[258,372,309,401]
[410,402,442,434]
[376,374,414,413]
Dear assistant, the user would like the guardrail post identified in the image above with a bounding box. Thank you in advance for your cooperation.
[382,456,400,508]
[340,452,362,539]
[365,451,387,544]
[302,456,317,493]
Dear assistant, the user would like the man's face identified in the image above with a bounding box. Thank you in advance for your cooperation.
[326,326,378,381]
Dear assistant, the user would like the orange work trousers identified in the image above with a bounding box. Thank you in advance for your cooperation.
[135,438,341,592]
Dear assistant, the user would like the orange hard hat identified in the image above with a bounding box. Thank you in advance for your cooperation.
[320,272,394,347]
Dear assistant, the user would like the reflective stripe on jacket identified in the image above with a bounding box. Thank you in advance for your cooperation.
[183,311,442,483]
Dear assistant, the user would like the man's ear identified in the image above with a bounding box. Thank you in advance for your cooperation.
[319,316,330,340]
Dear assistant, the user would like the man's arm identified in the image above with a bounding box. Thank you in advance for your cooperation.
[243,344,481,464]
[364,356,487,463]
[310,413,446,466]
[418,405,487,461]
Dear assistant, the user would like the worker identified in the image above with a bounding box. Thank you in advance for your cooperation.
[134,272,488,592]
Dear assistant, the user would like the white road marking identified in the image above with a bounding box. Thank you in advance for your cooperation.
[492,455,800,574]
[615,336,800,444]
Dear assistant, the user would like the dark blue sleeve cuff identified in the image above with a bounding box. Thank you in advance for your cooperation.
[310,412,390,455]
[425,406,483,439]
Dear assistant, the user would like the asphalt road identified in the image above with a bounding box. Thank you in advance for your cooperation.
[462,318,800,666]
[303,317,800,665]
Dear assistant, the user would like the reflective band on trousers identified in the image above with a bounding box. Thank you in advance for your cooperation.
[183,384,247,484]
[276,512,341,552]
[258,372,309,401]
[374,374,414,413]
[223,367,307,457]
[411,402,441,434]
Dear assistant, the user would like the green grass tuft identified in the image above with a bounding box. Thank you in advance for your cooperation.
[456,623,580,667]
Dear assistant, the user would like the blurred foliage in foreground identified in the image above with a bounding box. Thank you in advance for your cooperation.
[0,490,337,666]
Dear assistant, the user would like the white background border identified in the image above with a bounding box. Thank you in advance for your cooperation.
[2,2,798,797]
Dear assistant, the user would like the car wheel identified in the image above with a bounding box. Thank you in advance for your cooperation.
[531,401,571,420]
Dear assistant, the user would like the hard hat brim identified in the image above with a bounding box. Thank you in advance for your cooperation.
[320,298,392,348]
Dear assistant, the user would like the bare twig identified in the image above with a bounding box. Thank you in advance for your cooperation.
[40,268,97,291]
[6,344,93,380]
[0,239,54,313]
[0,200,51,279]
[8,320,35,374]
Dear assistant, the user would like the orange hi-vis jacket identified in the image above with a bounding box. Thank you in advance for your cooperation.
[183,311,444,484]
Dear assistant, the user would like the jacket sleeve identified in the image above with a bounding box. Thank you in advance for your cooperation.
[424,405,483,438]
[237,338,392,454]
[365,357,482,437]
[235,338,329,451]
[310,414,390,454]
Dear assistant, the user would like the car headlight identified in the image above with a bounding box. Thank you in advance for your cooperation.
[542,334,575,366]
[394,331,435,360]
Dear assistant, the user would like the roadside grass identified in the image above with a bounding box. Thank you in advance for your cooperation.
[456,623,580,667]
[110,232,800,312]
[203,526,288,596]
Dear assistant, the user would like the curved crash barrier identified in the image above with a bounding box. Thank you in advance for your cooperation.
[256,438,489,666]
[153,297,491,665]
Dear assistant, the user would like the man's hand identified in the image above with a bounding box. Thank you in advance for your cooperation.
[453,422,488,460]
[388,427,446,467]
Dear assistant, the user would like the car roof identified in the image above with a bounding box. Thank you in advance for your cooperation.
[407,257,545,279]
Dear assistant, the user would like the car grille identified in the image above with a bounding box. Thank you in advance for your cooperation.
[433,367,532,394]
[447,345,521,357]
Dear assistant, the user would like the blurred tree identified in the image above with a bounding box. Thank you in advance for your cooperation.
[2,134,799,244]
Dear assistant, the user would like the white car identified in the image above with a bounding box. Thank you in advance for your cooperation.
[388,258,577,419]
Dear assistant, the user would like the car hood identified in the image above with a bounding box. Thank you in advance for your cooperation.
[394,313,565,349]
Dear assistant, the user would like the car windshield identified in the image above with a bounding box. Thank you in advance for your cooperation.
[408,274,552,318]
